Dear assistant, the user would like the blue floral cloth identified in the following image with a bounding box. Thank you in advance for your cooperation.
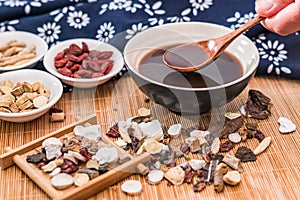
[0,0,299,79]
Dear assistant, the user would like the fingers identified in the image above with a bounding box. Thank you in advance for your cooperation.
[255,0,300,35]
[255,0,294,17]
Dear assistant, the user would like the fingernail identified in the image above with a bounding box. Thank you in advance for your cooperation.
[256,0,275,11]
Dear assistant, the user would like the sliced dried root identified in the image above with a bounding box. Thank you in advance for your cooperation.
[147,170,164,184]
[223,171,241,186]
[138,107,150,117]
[253,136,271,155]
[167,123,182,138]
[74,173,90,187]
[228,133,241,143]
[33,95,48,108]
[0,40,36,67]
[51,173,74,190]
[144,140,162,154]
[121,180,143,195]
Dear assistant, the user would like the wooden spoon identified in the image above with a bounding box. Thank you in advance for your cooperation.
[163,16,265,73]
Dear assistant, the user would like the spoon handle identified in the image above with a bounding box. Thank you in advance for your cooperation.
[216,15,265,53]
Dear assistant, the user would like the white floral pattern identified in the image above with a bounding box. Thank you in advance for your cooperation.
[0,0,53,14]
[67,10,90,29]
[125,23,148,39]
[227,11,256,30]
[0,20,18,32]
[37,22,61,44]
[96,22,116,42]
[189,0,213,16]
[167,8,191,22]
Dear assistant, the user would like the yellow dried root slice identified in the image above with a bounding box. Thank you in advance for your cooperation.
[223,171,241,186]
[121,180,143,195]
[9,101,19,113]
[0,94,15,102]
[0,100,11,107]
[18,100,33,110]
[11,85,24,96]
[33,95,48,108]
[38,87,50,98]
[225,112,242,120]
[144,140,162,154]
[0,86,12,94]
[86,158,100,170]
[32,81,42,92]
[74,173,90,187]
[0,79,14,87]
[253,136,272,155]
[138,107,151,117]
[51,173,74,190]
[0,107,12,113]
[22,82,33,92]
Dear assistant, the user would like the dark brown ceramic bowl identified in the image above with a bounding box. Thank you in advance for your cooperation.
[123,22,259,115]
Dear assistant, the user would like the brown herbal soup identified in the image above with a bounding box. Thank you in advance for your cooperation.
[138,45,244,88]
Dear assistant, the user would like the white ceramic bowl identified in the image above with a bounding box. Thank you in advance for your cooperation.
[124,22,259,115]
[43,38,124,88]
[0,31,48,71]
[0,69,63,123]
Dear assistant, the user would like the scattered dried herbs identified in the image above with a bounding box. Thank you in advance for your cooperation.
[235,146,256,162]
[26,152,46,163]
[105,123,120,138]
[242,89,272,119]
[254,130,265,142]
[219,141,234,152]
[219,116,244,139]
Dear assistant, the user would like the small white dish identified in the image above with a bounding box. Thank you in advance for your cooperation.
[0,31,48,71]
[0,69,63,123]
[43,38,124,88]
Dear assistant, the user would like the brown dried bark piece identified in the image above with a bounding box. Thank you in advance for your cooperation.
[193,181,206,192]
[219,140,234,152]
[243,89,272,119]
[235,146,256,162]
[219,116,244,139]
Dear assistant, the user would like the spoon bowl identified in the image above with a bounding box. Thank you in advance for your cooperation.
[163,16,265,72]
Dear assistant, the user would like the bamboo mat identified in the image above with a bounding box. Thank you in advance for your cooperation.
[1,73,300,200]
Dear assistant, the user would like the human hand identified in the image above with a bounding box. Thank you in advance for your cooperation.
[255,0,300,35]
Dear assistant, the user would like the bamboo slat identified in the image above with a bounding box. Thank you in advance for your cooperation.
[1,74,300,200]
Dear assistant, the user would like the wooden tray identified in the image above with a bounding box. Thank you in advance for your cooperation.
[0,114,151,200]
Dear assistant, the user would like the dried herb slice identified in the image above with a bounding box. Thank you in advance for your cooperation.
[235,146,256,162]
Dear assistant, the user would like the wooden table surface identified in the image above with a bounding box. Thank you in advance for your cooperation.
[1,73,300,200]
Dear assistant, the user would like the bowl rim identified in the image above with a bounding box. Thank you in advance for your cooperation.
[0,31,48,71]
[124,22,259,91]
[0,69,63,118]
[43,38,124,83]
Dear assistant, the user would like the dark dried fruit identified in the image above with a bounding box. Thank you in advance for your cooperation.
[26,152,46,163]
[193,181,206,192]
[254,130,265,142]
[243,89,272,119]
[219,116,244,139]
[79,147,92,160]
[235,146,256,162]
[219,141,234,152]
[184,167,195,183]
[106,124,120,138]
